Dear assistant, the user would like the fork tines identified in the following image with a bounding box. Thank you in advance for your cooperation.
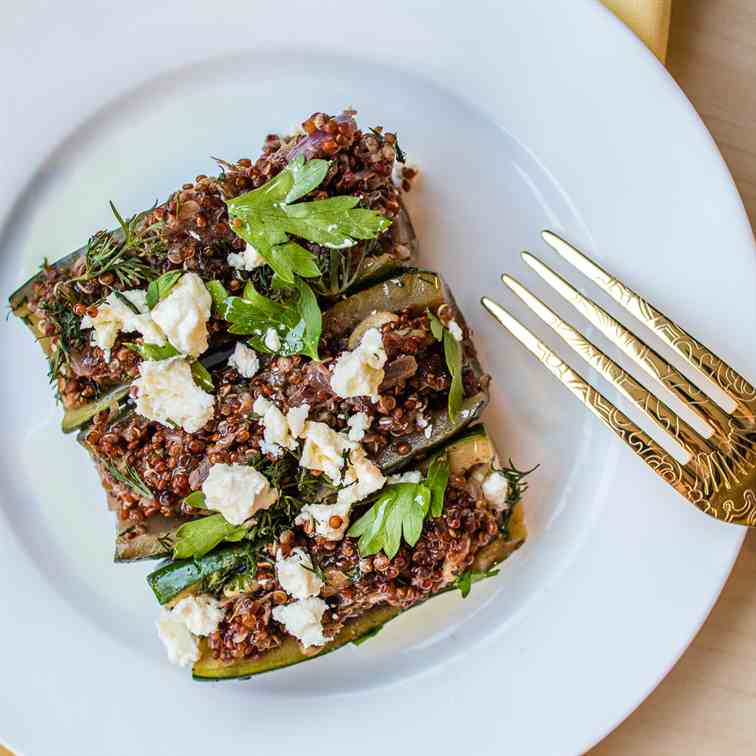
[482,232,756,526]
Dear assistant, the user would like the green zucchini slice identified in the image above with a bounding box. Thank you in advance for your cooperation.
[8,202,417,434]
[115,270,488,561]
[189,424,526,680]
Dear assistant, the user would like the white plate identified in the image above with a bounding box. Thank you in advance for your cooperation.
[1,2,754,754]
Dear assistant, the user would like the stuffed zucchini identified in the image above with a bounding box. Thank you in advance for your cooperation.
[81,271,489,561]
[8,109,417,433]
[147,425,529,679]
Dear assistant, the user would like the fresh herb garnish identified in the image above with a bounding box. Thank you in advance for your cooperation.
[182,490,206,509]
[352,623,385,646]
[123,342,180,361]
[225,154,391,285]
[427,309,464,421]
[190,360,214,392]
[491,460,538,537]
[38,296,87,400]
[224,278,321,360]
[112,289,141,315]
[443,330,464,421]
[173,514,248,560]
[146,270,182,309]
[69,202,163,290]
[206,280,230,317]
[102,460,153,500]
[454,568,500,598]
[347,459,450,559]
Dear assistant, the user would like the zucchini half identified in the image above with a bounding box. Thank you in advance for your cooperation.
[187,424,526,680]
[107,269,488,562]
[8,205,417,435]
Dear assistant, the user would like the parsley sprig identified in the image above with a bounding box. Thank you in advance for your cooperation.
[214,278,321,360]
[225,155,392,285]
[454,568,500,598]
[427,309,464,421]
[348,457,450,559]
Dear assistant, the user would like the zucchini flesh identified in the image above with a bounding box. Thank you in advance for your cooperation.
[118,271,488,561]
[189,425,527,680]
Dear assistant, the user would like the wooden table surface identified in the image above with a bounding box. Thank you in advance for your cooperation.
[591,1,756,754]
[2,3,754,756]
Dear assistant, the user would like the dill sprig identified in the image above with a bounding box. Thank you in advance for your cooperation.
[38,296,87,401]
[69,202,164,290]
[494,459,538,537]
[103,460,153,500]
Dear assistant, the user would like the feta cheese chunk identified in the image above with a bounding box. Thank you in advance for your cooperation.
[337,446,386,507]
[156,608,199,667]
[346,411,371,442]
[330,327,387,400]
[202,462,279,525]
[481,471,511,511]
[253,396,297,455]
[264,327,281,352]
[299,421,354,484]
[80,288,165,359]
[296,500,351,541]
[386,470,422,485]
[227,242,266,271]
[271,597,329,648]
[134,357,214,433]
[228,341,259,378]
[171,595,224,636]
[286,403,310,438]
[447,319,464,342]
[276,547,323,599]
[151,272,212,357]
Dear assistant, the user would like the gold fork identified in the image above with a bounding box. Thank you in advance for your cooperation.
[482,231,756,526]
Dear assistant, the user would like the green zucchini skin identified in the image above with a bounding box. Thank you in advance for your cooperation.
[113,270,488,562]
[148,544,253,605]
[190,425,527,681]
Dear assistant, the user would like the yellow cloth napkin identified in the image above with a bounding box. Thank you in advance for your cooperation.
[602,0,671,61]
[0,3,672,756]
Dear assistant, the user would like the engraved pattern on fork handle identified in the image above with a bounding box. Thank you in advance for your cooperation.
[484,235,756,526]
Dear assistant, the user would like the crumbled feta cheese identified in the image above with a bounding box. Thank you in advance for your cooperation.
[296,500,351,541]
[156,608,199,667]
[286,403,310,438]
[276,547,323,600]
[346,411,371,442]
[171,595,224,636]
[330,328,387,400]
[387,470,422,485]
[134,357,214,433]
[264,327,281,352]
[415,414,429,429]
[202,462,278,525]
[253,396,297,455]
[299,421,354,484]
[271,597,329,648]
[424,424,433,439]
[481,471,511,511]
[80,288,165,359]
[337,446,386,507]
[227,242,266,271]
[151,272,212,357]
[447,319,464,342]
[228,341,259,378]
[391,157,420,188]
